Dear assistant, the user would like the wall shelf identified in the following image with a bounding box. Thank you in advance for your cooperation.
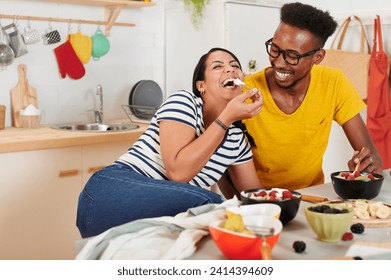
[43,0,155,8]
[31,0,156,35]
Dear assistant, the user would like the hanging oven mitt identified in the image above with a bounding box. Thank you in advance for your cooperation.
[68,32,92,64]
[53,40,85,80]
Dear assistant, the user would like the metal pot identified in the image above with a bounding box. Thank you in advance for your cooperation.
[0,24,15,70]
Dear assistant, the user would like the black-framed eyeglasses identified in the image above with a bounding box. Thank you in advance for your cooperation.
[265,38,321,66]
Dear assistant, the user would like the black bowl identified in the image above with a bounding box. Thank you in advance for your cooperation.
[330,171,384,200]
[240,188,302,225]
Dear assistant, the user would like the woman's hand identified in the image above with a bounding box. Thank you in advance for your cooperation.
[220,88,263,124]
[347,147,382,174]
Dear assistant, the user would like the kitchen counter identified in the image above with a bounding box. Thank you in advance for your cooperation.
[0,120,148,153]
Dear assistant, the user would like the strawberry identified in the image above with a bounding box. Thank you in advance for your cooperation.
[353,171,361,178]
[269,195,277,201]
[342,232,353,241]
[282,190,294,199]
[269,190,277,197]
[367,174,375,180]
[340,172,350,179]
[347,175,355,180]
[254,191,267,197]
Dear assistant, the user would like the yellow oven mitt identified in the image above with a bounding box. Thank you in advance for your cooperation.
[68,32,92,64]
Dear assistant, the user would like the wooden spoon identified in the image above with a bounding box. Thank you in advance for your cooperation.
[353,160,361,174]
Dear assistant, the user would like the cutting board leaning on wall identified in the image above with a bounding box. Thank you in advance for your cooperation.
[10,64,38,128]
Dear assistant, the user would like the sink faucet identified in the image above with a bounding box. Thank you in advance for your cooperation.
[87,84,104,123]
[95,84,103,123]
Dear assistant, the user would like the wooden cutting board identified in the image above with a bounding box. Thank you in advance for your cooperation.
[352,211,391,228]
[10,64,38,128]
[327,199,391,228]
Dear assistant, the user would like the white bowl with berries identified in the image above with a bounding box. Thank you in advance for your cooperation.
[240,188,302,225]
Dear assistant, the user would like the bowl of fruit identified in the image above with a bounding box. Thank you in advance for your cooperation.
[304,204,354,242]
[240,188,301,225]
[209,215,283,260]
[330,171,384,200]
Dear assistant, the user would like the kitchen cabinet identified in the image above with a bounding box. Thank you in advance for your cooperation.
[0,147,82,260]
[0,140,132,259]
[81,141,130,186]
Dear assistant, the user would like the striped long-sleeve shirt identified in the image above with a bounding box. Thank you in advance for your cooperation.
[116,90,253,189]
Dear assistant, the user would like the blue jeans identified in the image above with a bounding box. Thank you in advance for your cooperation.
[76,164,224,238]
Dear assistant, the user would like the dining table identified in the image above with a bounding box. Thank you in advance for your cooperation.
[189,169,391,260]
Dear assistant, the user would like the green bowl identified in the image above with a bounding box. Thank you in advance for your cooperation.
[304,204,353,242]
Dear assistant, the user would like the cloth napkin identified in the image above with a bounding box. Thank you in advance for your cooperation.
[76,197,239,260]
[345,241,391,259]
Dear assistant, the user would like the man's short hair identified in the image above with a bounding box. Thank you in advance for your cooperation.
[280,2,337,46]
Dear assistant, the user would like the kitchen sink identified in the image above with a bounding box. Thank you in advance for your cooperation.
[51,122,139,132]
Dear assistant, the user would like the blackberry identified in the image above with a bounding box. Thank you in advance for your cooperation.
[351,223,365,234]
[308,205,348,214]
[293,241,306,253]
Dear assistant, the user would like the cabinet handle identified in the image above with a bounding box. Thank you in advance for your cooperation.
[88,166,106,174]
[58,169,80,178]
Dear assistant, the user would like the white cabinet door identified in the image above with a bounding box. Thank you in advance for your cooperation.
[81,141,132,186]
[224,2,281,73]
[0,147,82,260]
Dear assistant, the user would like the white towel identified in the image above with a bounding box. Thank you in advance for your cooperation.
[76,197,239,260]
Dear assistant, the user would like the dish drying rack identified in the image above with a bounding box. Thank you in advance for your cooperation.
[122,104,157,124]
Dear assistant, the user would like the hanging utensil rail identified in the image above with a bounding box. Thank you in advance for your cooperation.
[0,13,134,35]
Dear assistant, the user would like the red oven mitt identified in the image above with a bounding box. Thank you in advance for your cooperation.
[54,40,85,80]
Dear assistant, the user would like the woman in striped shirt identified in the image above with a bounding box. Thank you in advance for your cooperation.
[77,48,264,238]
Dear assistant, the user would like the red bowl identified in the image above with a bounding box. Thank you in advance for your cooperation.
[208,216,282,260]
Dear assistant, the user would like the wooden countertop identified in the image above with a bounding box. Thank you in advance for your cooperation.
[0,120,147,153]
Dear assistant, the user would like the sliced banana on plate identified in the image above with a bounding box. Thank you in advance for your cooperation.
[368,201,383,217]
[354,200,369,211]
[375,205,391,219]
[349,200,391,219]
[332,199,390,220]
[354,208,371,219]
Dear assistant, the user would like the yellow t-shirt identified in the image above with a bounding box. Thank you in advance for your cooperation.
[243,65,366,190]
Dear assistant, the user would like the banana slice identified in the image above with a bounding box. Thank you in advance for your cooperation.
[354,200,369,211]
[341,201,353,208]
[354,208,371,219]
[376,205,391,219]
[368,201,383,217]
[369,204,380,217]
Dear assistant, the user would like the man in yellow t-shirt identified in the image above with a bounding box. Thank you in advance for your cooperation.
[243,3,382,190]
